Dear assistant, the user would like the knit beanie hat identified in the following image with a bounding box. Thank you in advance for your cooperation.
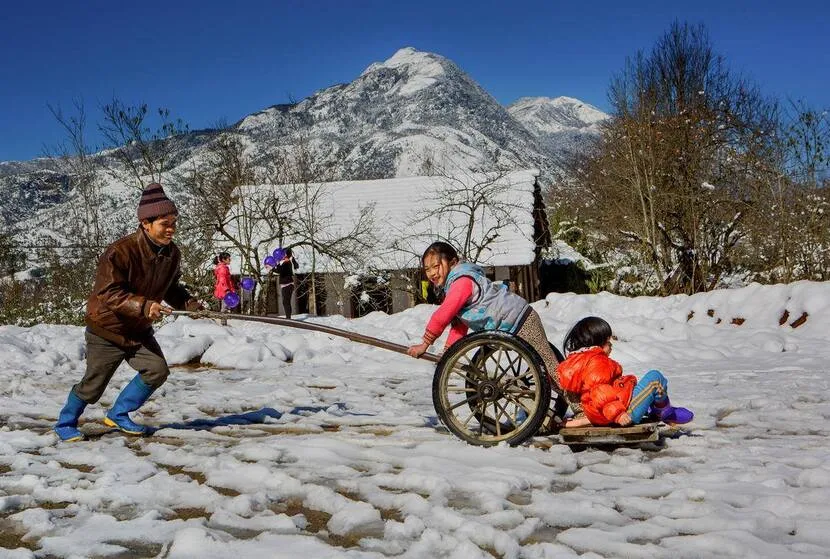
[137,183,178,221]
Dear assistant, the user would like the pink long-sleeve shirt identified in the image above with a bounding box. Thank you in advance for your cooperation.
[422,276,476,349]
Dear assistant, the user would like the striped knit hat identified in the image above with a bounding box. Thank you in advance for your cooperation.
[137,183,178,221]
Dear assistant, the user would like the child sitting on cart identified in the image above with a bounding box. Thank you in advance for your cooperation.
[557,316,693,428]
[406,242,562,394]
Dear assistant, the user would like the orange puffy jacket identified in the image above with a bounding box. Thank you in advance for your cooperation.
[557,346,637,425]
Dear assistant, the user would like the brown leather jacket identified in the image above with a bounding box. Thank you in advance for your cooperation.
[85,228,194,347]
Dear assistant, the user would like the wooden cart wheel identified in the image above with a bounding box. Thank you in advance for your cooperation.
[432,331,551,446]
[468,341,569,437]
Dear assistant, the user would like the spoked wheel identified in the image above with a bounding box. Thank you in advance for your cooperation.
[469,341,570,437]
[467,341,567,436]
[432,331,551,446]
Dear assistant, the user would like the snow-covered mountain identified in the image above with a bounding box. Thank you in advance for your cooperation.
[0,47,607,249]
[508,96,606,160]
[508,96,606,134]
[235,47,581,178]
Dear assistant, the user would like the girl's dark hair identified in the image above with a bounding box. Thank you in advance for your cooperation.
[421,241,459,265]
[213,252,231,265]
[563,316,613,354]
[284,247,292,257]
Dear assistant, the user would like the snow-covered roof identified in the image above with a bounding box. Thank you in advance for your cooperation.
[220,169,542,274]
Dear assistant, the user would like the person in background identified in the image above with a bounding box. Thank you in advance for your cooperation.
[53,183,201,442]
[277,248,299,319]
[213,251,235,323]
[557,316,693,428]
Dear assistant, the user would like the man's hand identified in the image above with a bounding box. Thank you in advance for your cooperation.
[407,342,430,358]
[146,301,173,321]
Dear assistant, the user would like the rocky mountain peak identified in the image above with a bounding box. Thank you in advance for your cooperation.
[238,47,548,179]
[508,96,607,135]
[506,96,608,163]
[360,47,449,91]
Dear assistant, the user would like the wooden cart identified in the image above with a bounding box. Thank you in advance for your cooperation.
[176,311,663,447]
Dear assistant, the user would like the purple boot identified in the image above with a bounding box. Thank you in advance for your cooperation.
[655,400,694,424]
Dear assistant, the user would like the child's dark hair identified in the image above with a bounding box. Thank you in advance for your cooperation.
[213,252,231,265]
[284,247,292,257]
[563,316,613,354]
[421,241,459,265]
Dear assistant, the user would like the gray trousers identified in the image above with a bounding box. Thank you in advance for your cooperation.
[72,330,170,404]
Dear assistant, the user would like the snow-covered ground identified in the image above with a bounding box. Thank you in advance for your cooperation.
[2,282,829,558]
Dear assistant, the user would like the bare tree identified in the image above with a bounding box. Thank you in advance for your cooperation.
[180,133,259,246]
[40,98,125,318]
[745,100,830,282]
[180,128,377,315]
[436,172,521,262]
[565,21,779,294]
[46,100,110,259]
[178,132,284,309]
[784,99,830,189]
[410,150,527,263]
[99,98,189,190]
[268,132,378,314]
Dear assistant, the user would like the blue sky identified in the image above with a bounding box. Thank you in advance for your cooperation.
[1,0,828,162]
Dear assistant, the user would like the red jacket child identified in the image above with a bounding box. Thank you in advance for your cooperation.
[557,346,637,426]
[213,258,235,300]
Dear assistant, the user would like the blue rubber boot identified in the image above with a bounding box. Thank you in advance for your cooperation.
[104,375,155,435]
[54,391,88,442]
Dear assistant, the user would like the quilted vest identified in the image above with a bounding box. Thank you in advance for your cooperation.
[442,262,530,334]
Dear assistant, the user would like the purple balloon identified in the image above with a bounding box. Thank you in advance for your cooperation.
[272,248,286,261]
[223,291,240,309]
[264,256,276,267]
[240,277,256,291]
